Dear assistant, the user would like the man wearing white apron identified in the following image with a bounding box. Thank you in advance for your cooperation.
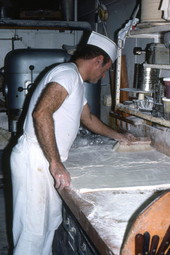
[10,31,134,255]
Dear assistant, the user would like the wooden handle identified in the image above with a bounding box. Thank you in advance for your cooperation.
[135,233,144,255]
[150,235,159,255]
[165,248,170,255]
[143,232,150,255]
[156,226,170,255]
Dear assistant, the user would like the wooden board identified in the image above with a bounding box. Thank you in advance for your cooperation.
[113,137,153,152]
[121,191,170,255]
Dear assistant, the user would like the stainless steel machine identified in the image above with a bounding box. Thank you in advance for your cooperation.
[3,48,70,133]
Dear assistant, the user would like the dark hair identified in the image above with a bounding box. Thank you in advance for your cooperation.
[71,44,111,66]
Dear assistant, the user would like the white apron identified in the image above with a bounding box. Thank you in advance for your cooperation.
[10,133,62,255]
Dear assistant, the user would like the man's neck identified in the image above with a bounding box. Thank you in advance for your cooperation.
[74,58,94,81]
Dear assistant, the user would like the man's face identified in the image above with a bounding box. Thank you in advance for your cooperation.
[87,57,112,84]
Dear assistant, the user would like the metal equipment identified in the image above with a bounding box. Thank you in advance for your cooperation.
[131,43,168,117]
[3,48,70,133]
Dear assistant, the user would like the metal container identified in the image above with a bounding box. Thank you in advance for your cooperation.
[4,48,70,109]
[60,0,74,21]
[4,48,70,132]
[135,64,160,92]
[162,97,170,120]
[141,0,163,22]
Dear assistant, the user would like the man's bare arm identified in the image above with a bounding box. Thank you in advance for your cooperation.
[32,82,71,189]
[81,103,135,142]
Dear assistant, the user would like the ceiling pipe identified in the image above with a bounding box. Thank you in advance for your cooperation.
[0,19,91,30]
[74,0,77,22]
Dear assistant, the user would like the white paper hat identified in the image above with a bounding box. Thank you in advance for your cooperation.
[87,31,117,63]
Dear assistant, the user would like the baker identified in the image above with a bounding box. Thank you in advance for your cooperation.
[10,31,134,255]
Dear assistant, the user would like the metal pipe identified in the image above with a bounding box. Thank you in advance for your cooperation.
[0,19,92,30]
[74,0,78,46]
[0,35,22,50]
[95,0,99,32]
[74,0,77,22]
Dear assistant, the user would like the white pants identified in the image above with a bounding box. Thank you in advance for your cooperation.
[10,134,62,255]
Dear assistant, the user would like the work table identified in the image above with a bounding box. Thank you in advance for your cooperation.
[59,143,170,255]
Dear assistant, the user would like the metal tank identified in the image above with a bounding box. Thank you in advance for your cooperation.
[3,48,101,133]
[4,48,70,133]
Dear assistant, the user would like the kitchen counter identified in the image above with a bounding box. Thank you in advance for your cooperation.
[59,143,170,255]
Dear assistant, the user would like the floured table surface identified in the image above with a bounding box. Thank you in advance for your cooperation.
[63,145,170,254]
[64,145,170,255]
[75,190,161,255]
[65,145,170,192]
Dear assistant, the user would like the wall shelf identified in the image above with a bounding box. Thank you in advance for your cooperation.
[129,22,170,35]
[143,63,170,70]
[114,103,170,128]
[115,22,170,128]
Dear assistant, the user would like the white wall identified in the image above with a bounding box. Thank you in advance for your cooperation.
[0,29,82,68]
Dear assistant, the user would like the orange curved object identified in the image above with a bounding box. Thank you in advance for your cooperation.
[121,191,170,255]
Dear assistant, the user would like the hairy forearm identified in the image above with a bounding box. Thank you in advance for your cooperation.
[31,82,71,190]
[81,113,124,140]
[33,111,61,165]
[33,111,71,189]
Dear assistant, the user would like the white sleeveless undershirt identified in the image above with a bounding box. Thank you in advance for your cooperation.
[24,62,87,161]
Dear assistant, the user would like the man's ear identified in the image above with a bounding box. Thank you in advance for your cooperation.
[95,55,104,66]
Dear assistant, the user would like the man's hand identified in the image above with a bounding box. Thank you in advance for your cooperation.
[114,132,137,144]
[49,162,71,190]
[81,104,137,144]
